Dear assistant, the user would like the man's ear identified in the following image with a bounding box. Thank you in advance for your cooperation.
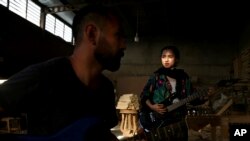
[85,24,98,45]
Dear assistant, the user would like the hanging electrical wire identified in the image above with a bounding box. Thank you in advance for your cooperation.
[134,8,139,42]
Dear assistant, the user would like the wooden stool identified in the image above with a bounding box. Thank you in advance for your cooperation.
[119,109,138,137]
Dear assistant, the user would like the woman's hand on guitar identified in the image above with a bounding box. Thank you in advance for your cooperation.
[151,104,167,114]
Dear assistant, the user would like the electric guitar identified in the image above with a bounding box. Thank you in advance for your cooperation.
[0,117,118,141]
[139,88,207,131]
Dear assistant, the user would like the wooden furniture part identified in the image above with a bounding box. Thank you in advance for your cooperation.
[119,109,138,137]
[187,115,221,141]
[220,115,250,141]
[215,99,233,116]
[187,99,234,141]
[0,117,21,133]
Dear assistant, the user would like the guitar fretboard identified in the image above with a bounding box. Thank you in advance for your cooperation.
[167,89,207,112]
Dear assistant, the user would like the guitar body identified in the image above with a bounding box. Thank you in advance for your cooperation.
[139,106,185,131]
[0,117,118,141]
[139,89,207,131]
[139,95,178,130]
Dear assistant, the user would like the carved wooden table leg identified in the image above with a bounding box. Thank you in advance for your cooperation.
[119,109,138,137]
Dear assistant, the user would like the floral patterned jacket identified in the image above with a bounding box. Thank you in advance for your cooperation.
[140,67,194,121]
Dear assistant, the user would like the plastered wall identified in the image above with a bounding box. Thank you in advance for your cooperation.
[105,36,241,97]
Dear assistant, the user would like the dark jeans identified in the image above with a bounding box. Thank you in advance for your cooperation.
[145,119,188,141]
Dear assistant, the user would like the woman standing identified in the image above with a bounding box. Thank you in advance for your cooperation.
[139,46,196,141]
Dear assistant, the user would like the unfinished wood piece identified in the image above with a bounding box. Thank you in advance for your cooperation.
[119,109,138,137]
[187,98,233,141]
[132,115,137,133]
[120,114,125,132]
[215,99,233,116]
[0,117,21,133]
[220,115,250,141]
[116,94,139,110]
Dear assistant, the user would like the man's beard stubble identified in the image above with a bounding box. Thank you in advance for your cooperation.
[94,38,122,72]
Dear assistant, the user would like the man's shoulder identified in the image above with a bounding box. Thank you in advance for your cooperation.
[42,57,69,67]
[11,57,70,79]
[27,57,70,71]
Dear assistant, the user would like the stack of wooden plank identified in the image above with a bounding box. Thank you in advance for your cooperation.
[240,47,250,80]
[116,94,139,110]
[233,47,250,80]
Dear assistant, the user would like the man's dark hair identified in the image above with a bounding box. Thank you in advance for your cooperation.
[72,4,121,44]
[160,45,180,66]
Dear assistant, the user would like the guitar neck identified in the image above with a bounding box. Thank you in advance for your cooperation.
[167,91,204,112]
